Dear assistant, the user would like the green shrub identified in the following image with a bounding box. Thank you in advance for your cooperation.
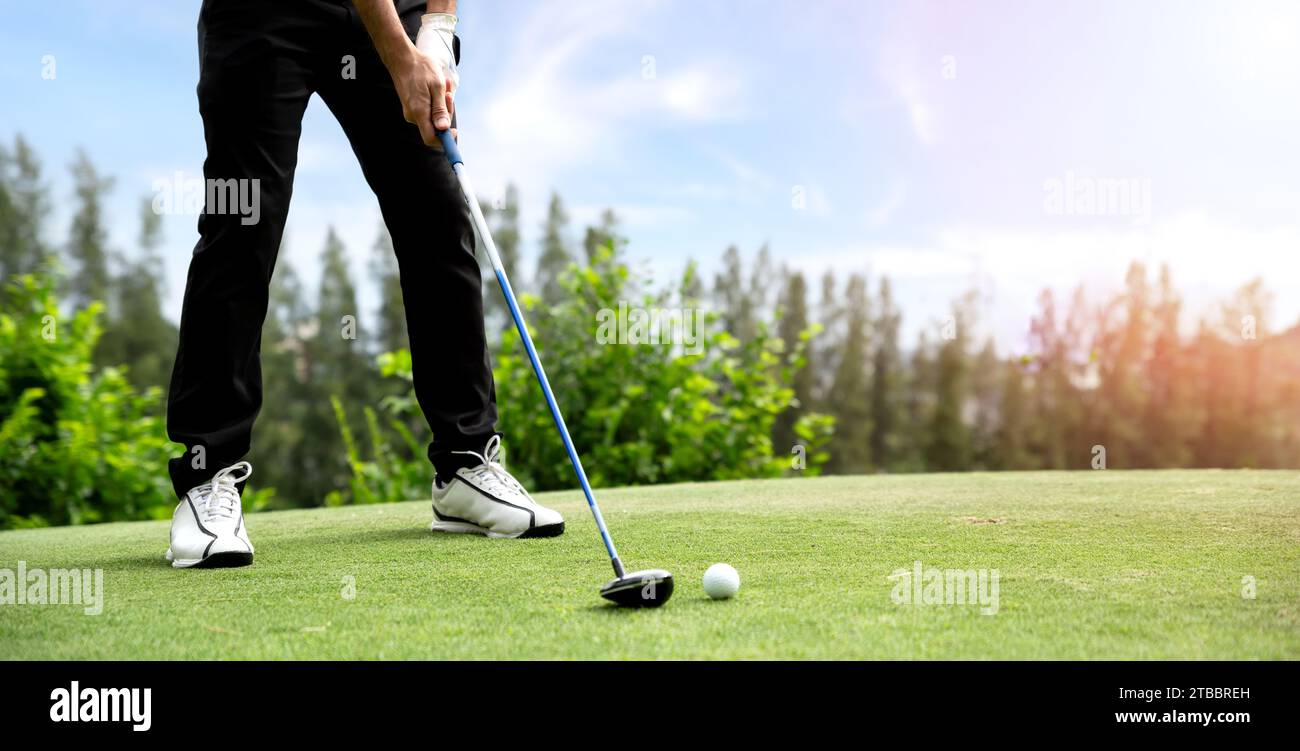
[493,247,831,489]
[335,247,832,501]
[324,391,429,506]
[0,274,177,528]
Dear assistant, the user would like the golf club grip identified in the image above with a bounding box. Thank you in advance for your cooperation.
[437,128,463,166]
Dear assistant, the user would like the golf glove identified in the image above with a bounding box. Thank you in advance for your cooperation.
[416,12,460,90]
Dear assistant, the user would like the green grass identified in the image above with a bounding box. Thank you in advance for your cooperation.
[1,470,1297,659]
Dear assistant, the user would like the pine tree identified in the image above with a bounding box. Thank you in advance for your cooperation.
[995,358,1035,469]
[66,151,113,310]
[825,273,872,473]
[249,251,317,507]
[681,258,704,303]
[902,331,935,471]
[1094,262,1151,468]
[266,253,310,376]
[0,135,52,288]
[868,277,905,470]
[478,183,523,334]
[1143,265,1198,466]
[1195,279,1273,468]
[369,223,407,355]
[495,184,523,281]
[308,228,374,495]
[1026,288,1086,469]
[968,338,1001,469]
[713,245,756,344]
[925,293,974,471]
[536,192,572,308]
[1231,279,1273,467]
[748,244,774,323]
[772,269,812,454]
[582,208,619,265]
[316,228,370,391]
[95,199,179,388]
[810,270,842,406]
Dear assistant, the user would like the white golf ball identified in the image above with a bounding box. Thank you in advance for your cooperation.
[702,563,740,599]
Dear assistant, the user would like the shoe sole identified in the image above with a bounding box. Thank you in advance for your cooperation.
[170,551,254,569]
[430,520,565,539]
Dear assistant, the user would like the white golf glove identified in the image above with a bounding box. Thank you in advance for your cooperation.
[416,12,460,90]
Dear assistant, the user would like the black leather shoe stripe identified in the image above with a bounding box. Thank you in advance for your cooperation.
[433,509,478,525]
[440,478,537,529]
[185,497,220,558]
[186,495,250,558]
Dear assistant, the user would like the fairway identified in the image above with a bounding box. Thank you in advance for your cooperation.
[1,470,1297,660]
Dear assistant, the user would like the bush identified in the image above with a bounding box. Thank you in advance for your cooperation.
[494,247,832,489]
[0,274,177,528]
[324,389,429,506]
[335,247,832,501]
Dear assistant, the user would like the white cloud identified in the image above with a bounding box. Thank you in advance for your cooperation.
[466,1,749,204]
[478,61,744,168]
[426,1,755,274]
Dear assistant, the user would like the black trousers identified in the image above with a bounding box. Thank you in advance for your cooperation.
[167,0,496,498]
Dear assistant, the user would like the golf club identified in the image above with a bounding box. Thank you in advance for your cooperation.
[437,129,674,608]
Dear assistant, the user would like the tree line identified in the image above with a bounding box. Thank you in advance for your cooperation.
[765,259,1299,473]
[2,133,1298,525]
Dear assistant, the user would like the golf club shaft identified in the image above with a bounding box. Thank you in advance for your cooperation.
[437,130,625,579]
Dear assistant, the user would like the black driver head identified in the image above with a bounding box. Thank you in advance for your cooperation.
[600,569,674,608]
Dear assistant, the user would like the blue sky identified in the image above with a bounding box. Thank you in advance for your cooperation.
[3,0,1298,351]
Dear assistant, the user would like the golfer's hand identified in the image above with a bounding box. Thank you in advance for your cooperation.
[393,51,455,146]
[351,2,457,147]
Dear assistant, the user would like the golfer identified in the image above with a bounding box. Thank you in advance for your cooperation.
[165,0,563,569]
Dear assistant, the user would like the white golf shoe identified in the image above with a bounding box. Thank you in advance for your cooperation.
[166,462,255,568]
[431,436,565,539]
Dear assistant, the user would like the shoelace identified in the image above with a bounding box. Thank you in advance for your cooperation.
[451,436,530,502]
[199,461,253,523]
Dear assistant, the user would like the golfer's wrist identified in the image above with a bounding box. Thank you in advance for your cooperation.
[353,1,423,77]
[380,39,421,79]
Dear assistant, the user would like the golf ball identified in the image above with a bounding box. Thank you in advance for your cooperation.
[702,563,740,599]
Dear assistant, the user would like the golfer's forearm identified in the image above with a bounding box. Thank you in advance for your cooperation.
[353,1,418,73]
[427,0,456,13]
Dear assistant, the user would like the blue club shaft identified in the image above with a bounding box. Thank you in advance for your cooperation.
[437,130,625,579]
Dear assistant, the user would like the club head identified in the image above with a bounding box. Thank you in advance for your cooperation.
[600,569,674,608]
